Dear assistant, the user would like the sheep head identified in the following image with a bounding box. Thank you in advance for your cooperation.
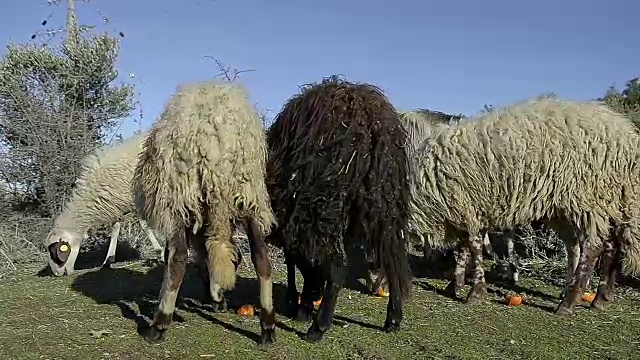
[44,229,84,276]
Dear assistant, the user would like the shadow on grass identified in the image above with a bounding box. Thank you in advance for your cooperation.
[68,263,316,343]
[343,251,454,296]
[414,280,466,303]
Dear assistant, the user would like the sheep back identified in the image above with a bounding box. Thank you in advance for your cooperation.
[411,97,640,275]
[133,81,275,238]
[266,75,412,297]
[52,131,148,233]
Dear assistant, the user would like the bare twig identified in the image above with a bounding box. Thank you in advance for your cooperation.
[202,56,255,83]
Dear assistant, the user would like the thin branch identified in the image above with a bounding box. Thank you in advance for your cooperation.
[202,56,255,83]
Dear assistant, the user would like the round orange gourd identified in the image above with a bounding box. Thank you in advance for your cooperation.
[375,287,389,297]
[582,292,595,302]
[237,304,254,316]
[505,294,523,306]
[297,292,322,306]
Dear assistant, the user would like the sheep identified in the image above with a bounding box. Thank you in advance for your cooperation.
[132,80,277,344]
[401,109,525,283]
[399,109,584,296]
[363,109,518,295]
[44,132,164,277]
[265,75,412,342]
[410,97,640,315]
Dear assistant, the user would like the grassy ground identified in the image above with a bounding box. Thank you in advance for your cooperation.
[1,259,639,360]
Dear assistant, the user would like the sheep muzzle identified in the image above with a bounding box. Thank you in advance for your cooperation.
[48,241,71,266]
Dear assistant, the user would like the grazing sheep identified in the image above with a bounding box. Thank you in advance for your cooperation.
[411,97,640,315]
[44,132,164,276]
[265,75,412,342]
[365,109,518,295]
[397,109,579,296]
[133,80,277,344]
[402,109,522,280]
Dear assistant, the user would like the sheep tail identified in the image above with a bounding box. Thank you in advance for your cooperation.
[620,221,640,277]
[205,236,242,291]
[379,224,412,300]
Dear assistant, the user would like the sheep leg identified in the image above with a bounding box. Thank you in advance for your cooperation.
[555,239,601,316]
[484,229,518,285]
[591,236,619,311]
[305,255,345,343]
[465,234,487,304]
[365,267,380,294]
[443,242,469,299]
[550,222,584,298]
[101,221,121,269]
[383,255,406,334]
[282,249,300,319]
[189,231,213,304]
[281,248,322,322]
[245,218,277,344]
[363,242,387,295]
[561,236,581,299]
[139,218,164,261]
[481,232,494,259]
[422,235,435,264]
[297,265,324,322]
[366,263,387,295]
[504,229,519,286]
[142,227,189,343]
[422,234,445,270]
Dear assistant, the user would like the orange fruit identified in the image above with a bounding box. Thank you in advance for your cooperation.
[375,287,389,297]
[505,294,523,306]
[236,304,254,316]
[582,292,595,302]
[297,292,322,306]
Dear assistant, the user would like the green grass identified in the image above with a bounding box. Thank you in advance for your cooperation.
[1,261,639,360]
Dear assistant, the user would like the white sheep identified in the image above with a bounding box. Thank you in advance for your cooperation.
[411,97,640,315]
[44,132,164,276]
[133,80,277,344]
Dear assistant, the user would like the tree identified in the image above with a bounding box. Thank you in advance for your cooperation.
[0,33,134,216]
[600,77,640,125]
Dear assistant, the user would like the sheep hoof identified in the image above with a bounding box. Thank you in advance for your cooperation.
[442,281,458,299]
[559,288,568,300]
[464,291,485,304]
[304,323,325,343]
[554,304,573,316]
[590,294,610,311]
[142,257,162,268]
[464,283,487,304]
[590,299,607,311]
[464,295,480,305]
[283,295,299,319]
[211,298,228,312]
[101,256,116,270]
[295,307,312,322]
[260,328,276,345]
[142,326,166,343]
[155,249,165,261]
[383,319,401,333]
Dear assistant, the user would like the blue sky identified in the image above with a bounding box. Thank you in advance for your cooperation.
[2,0,638,138]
